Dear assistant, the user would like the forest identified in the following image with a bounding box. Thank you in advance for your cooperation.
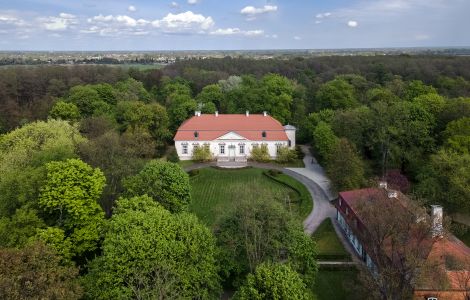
[0,55,470,299]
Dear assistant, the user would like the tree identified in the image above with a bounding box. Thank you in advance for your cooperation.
[326,138,365,191]
[234,262,311,300]
[0,207,45,248]
[354,195,437,300]
[260,74,294,124]
[114,78,151,103]
[443,117,470,153]
[0,242,82,300]
[192,144,212,162]
[216,198,317,287]
[83,196,220,299]
[315,78,359,110]
[250,144,271,162]
[123,160,191,213]
[403,80,437,101]
[275,146,297,163]
[49,100,81,121]
[312,121,338,162]
[39,158,106,256]
[196,84,224,111]
[67,85,105,117]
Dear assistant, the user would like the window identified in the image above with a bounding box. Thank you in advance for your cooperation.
[427,297,438,300]
[288,139,292,147]
[182,144,188,154]
[239,144,245,154]
[194,131,199,139]
[276,143,282,153]
[262,131,266,138]
[219,145,225,154]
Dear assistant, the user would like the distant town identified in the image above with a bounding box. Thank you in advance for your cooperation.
[1,47,470,67]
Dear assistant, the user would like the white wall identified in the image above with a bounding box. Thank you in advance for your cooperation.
[175,140,289,160]
[285,129,296,149]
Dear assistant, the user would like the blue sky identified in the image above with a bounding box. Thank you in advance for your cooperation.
[0,0,469,50]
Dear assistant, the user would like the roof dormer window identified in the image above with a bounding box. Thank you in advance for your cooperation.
[262,131,266,138]
[194,131,199,139]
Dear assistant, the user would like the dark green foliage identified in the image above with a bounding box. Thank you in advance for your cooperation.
[188,169,200,177]
[268,169,282,176]
[83,196,221,299]
[192,144,213,162]
[123,160,191,213]
[275,146,298,163]
[250,144,271,162]
[0,242,83,300]
[167,147,180,163]
[315,78,359,110]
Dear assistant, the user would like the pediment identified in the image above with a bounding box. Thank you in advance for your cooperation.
[216,131,247,140]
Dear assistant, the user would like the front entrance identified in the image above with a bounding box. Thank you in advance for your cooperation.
[228,144,236,161]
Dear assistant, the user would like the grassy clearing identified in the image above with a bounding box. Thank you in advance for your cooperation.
[312,218,351,261]
[189,167,310,226]
[312,269,359,300]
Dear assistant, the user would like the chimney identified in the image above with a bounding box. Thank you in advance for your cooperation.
[431,205,443,238]
[263,111,267,117]
[246,110,249,117]
[215,111,219,117]
[379,181,388,189]
[195,111,201,117]
[387,190,398,199]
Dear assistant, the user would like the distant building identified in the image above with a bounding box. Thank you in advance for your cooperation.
[334,185,470,299]
[174,111,296,162]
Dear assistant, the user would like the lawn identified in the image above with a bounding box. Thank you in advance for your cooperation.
[312,269,359,300]
[189,167,312,226]
[312,218,351,261]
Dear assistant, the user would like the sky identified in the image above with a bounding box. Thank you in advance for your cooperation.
[0,0,469,51]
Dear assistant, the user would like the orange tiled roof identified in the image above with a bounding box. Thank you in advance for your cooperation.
[174,114,289,141]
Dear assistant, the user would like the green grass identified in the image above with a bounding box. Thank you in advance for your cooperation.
[312,219,351,261]
[264,172,313,219]
[274,158,305,168]
[189,167,310,226]
[312,270,359,300]
[177,160,196,169]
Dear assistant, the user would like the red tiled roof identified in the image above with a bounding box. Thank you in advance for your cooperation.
[174,114,289,141]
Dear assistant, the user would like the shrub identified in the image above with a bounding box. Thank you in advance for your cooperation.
[276,146,298,163]
[192,145,212,162]
[250,144,270,162]
[295,145,305,159]
[167,148,179,163]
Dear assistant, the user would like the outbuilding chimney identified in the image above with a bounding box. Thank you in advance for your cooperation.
[195,111,201,117]
[431,205,444,238]
[246,110,249,117]
[263,111,267,117]
[379,181,388,189]
[387,190,398,199]
[215,111,219,117]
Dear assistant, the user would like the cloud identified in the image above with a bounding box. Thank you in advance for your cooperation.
[187,0,198,4]
[347,20,358,27]
[83,14,149,36]
[40,13,78,31]
[241,5,277,19]
[170,2,179,8]
[315,12,331,19]
[128,5,136,12]
[293,36,301,40]
[0,14,26,26]
[152,11,214,33]
[210,27,264,37]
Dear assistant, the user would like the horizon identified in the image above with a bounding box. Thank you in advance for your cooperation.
[1,0,469,51]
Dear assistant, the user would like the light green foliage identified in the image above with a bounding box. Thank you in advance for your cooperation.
[315,78,358,110]
[0,120,84,217]
[326,138,365,192]
[49,101,81,121]
[196,84,224,111]
[235,262,311,300]
[260,73,294,124]
[93,83,117,105]
[443,117,470,153]
[84,196,220,299]
[403,80,437,101]
[39,158,106,256]
[275,146,298,163]
[123,160,191,213]
[219,75,242,92]
[366,87,400,104]
[417,150,470,214]
[0,208,45,248]
[35,227,73,262]
[412,93,446,115]
[115,78,151,103]
[250,144,271,162]
[312,121,339,162]
[192,144,212,162]
[67,85,106,117]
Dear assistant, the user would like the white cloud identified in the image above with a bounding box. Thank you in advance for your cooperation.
[40,13,78,31]
[170,1,179,8]
[152,11,214,33]
[293,36,301,40]
[0,14,26,26]
[315,12,331,18]
[315,20,322,24]
[128,5,137,12]
[347,20,358,27]
[83,14,149,36]
[241,5,277,19]
[210,27,264,37]
[415,34,430,40]
[187,0,198,4]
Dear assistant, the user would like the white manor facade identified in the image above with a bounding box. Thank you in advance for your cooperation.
[174,111,296,161]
